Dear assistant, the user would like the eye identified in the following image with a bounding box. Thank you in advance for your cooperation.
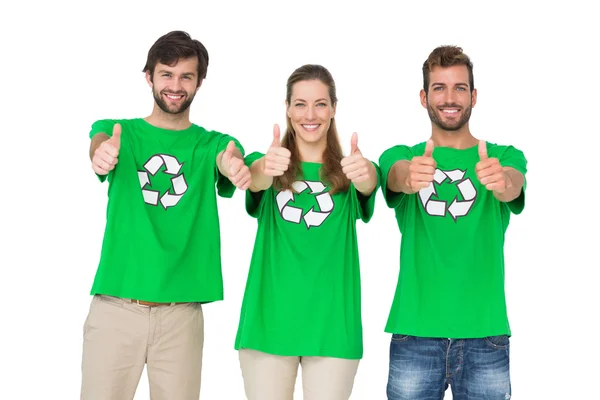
[182,76,192,80]
[433,86,443,91]
[316,102,327,107]
[294,103,305,107]
[456,87,466,91]
[162,73,171,78]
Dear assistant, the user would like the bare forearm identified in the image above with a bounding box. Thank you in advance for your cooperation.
[387,160,415,194]
[89,133,109,161]
[249,158,274,192]
[494,168,525,202]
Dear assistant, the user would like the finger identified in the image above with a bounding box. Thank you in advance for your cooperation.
[340,154,362,167]
[265,161,288,174]
[237,172,252,190]
[478,140,488,160]
[96,151,117,166]
[346,168,368,180]
[233,167,250,186]
[272,124,281,147]
[221,141,235,167]
[270,154,291,167]
[423,140,434,157]
[273,147,292,158]
[226,140,236,156]
[412,156,436,168]
[99,142,119,158]
[229,157,242,177]
[92,164,109,175]
[411,181,432,191]
[109,123,122,149]
[411,173,435,183]
[480,171,504,186]
[351,132,359,154]
[93,158,112,172]
[486,182,505,192]
[410,164,436,175]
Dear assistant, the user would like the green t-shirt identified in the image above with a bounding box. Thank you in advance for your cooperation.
[234,152,380,359]
[89,118,244,302]
[379,141,527,338]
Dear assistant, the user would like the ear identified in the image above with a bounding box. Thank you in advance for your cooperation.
[471,88,478,108]
[331,103,336,119]
[195,79,203,93]
[145,71,153,88]
[420,89,427,109]
[285,100,290,118]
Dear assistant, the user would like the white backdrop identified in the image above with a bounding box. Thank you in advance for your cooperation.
[1,0,598,399]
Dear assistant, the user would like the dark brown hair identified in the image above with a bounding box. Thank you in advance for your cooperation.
[143,30,209,87]
[423,46,474,94]
[274,64,349,194]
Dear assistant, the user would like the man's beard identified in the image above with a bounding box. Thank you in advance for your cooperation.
[153,89,195,115]
[427,99,472,132]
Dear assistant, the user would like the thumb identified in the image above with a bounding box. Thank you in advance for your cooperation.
[423,139,434,157]
[272,124,281,147]
[225,140,236,157]
[478,140,488,160]
[350,132,359,154]
[110,123,121,149]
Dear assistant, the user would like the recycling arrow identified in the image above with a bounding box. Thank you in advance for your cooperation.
[276,180,334,228]
[448,178,476,220]
[138,153,188,209]
[418,168,478,221]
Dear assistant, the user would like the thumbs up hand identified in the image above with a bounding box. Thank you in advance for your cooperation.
[92,123,121,175]
[220,140,251,190]
[263,124,291,177]
[475,140,507,193]
[341,132,376,193]
[406,139,436,192]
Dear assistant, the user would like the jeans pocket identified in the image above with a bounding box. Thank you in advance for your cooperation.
[391,334,411,342]
[484,335,510,349]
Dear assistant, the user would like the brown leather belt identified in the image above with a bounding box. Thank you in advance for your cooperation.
[131,299,188,307]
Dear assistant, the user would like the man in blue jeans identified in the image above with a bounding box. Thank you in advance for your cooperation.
[378,45,527,399]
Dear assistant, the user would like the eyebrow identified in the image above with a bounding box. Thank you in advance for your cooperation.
[431,82,469,87]
[293,98,328,103]
[156,70,196,76]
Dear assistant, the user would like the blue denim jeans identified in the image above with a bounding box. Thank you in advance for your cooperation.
[387,335,511,400]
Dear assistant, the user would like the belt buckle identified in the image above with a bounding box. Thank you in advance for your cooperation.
[136,300,151,307]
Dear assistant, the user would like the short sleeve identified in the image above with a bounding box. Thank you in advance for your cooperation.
[496,145,527,214]
[353,161,381,223]
[378,145,414,209]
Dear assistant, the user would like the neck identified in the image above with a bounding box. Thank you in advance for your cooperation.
[297,139,326,163]
[430,125,477,149]
[144,105,192,130]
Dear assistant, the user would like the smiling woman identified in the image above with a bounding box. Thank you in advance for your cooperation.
[234,64,381,400]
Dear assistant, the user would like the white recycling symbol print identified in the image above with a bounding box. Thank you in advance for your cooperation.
[138,154,188,209]
[418,168,477,221]
[276,180,334,229]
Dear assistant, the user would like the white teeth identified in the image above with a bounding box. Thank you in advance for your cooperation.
[442,109,458,113]
[166,94,182,100]
[302,124,319,129]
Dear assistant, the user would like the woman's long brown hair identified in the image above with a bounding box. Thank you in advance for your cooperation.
[274,64,350,194]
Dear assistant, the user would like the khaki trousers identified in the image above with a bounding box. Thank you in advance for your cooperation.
[81,295,204,400]
[239,349,359,400]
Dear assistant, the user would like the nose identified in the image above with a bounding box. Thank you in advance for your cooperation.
[444,88,457,104]
[167,77,183,92]
[305,105,316,120]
